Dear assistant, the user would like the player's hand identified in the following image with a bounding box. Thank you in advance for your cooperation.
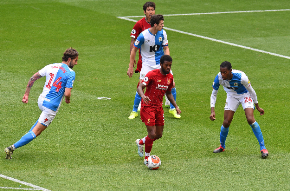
[176,107,181,115]
[142,96,151,104]
[257,107,264,116]
[65,97,70,104]
[22,94,29,103]
[210,112,216,121]
[127,66,134,78]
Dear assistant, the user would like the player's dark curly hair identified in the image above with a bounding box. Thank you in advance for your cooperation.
[160,55,172,64]
[62,48,79,61]
[143,2,155,11]
[150,14,164,27]
[220,61,232,70]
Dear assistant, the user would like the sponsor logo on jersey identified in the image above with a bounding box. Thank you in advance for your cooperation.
[150,45,160,52]
[156,84,168,90]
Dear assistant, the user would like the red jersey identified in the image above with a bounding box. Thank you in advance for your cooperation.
[130,17,151,63]
[141,69,174,107]
[130,17,151,39]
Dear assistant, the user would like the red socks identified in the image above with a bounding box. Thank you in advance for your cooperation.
[145,135,154,155]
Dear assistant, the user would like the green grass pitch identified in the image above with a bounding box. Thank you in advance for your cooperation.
[0,0,290,190]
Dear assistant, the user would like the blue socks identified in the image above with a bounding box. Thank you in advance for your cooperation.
[220,125,229,148]
[170,88,177,109]
[132,91,141,112]
[14,131,36,149]
[250,121,266,150]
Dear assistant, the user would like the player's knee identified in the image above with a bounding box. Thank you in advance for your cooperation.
[155,133,162,140]
[246,116,255,125]
[147,131,156,139]
[223,120,231,128]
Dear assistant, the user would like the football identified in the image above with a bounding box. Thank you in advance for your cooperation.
[146,155,161,170]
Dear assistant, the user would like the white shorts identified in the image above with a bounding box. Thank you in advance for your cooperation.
[140,64,173,80]
[38,96,58,126]
[140,64,160,80]
[224,92,254,112]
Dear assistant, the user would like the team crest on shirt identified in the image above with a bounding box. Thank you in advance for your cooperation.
[167,79,170,85]
[159,37,162,42]
[157,79,161,82]
[234,82,238,86]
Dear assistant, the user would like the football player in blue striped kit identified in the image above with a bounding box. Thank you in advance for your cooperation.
[127,14,180,119]
[4,48,79,159]
[210,61,268,159]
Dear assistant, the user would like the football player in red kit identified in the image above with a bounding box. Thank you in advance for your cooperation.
[130,2,155,73]
[135,55,181,166]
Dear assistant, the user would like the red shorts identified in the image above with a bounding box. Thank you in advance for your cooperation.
[140,106,164,126]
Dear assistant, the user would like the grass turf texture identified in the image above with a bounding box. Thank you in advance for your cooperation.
[1,0,290,190]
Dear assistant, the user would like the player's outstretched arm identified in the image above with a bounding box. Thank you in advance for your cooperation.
[22,72,42,103]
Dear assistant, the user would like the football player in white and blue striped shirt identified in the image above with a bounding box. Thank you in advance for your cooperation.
[210,61,268,159]
[4,48,78,159]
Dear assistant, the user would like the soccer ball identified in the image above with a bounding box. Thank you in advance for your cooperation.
[146,155,161,170]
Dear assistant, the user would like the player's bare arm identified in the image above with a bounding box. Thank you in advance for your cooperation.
[163,46,170,55]
[64,88,72,104]
[210,107,216,121]
[127,46,138,78]
[22,72,42,103]
[137,82,150,104]
[130,37,137,67]
[255,103,264,115]
[166,91,181,114]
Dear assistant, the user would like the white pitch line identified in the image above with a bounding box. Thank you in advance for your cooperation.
[120,9,290,18]
[0,174,50,191]
[117,9,290,60]
[0,187,40,190]
[163,26,290,60]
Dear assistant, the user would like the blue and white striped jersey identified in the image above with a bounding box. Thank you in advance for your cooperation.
[212,69,250,95]
[38,63,75,111]
[134,28,168,68]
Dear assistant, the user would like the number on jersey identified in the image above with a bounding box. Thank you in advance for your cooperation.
[46,73,62,92]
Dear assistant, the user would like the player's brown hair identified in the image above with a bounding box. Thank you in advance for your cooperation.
[150,14,164,27]
[143,2,155,11]
[62,48,79,61]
